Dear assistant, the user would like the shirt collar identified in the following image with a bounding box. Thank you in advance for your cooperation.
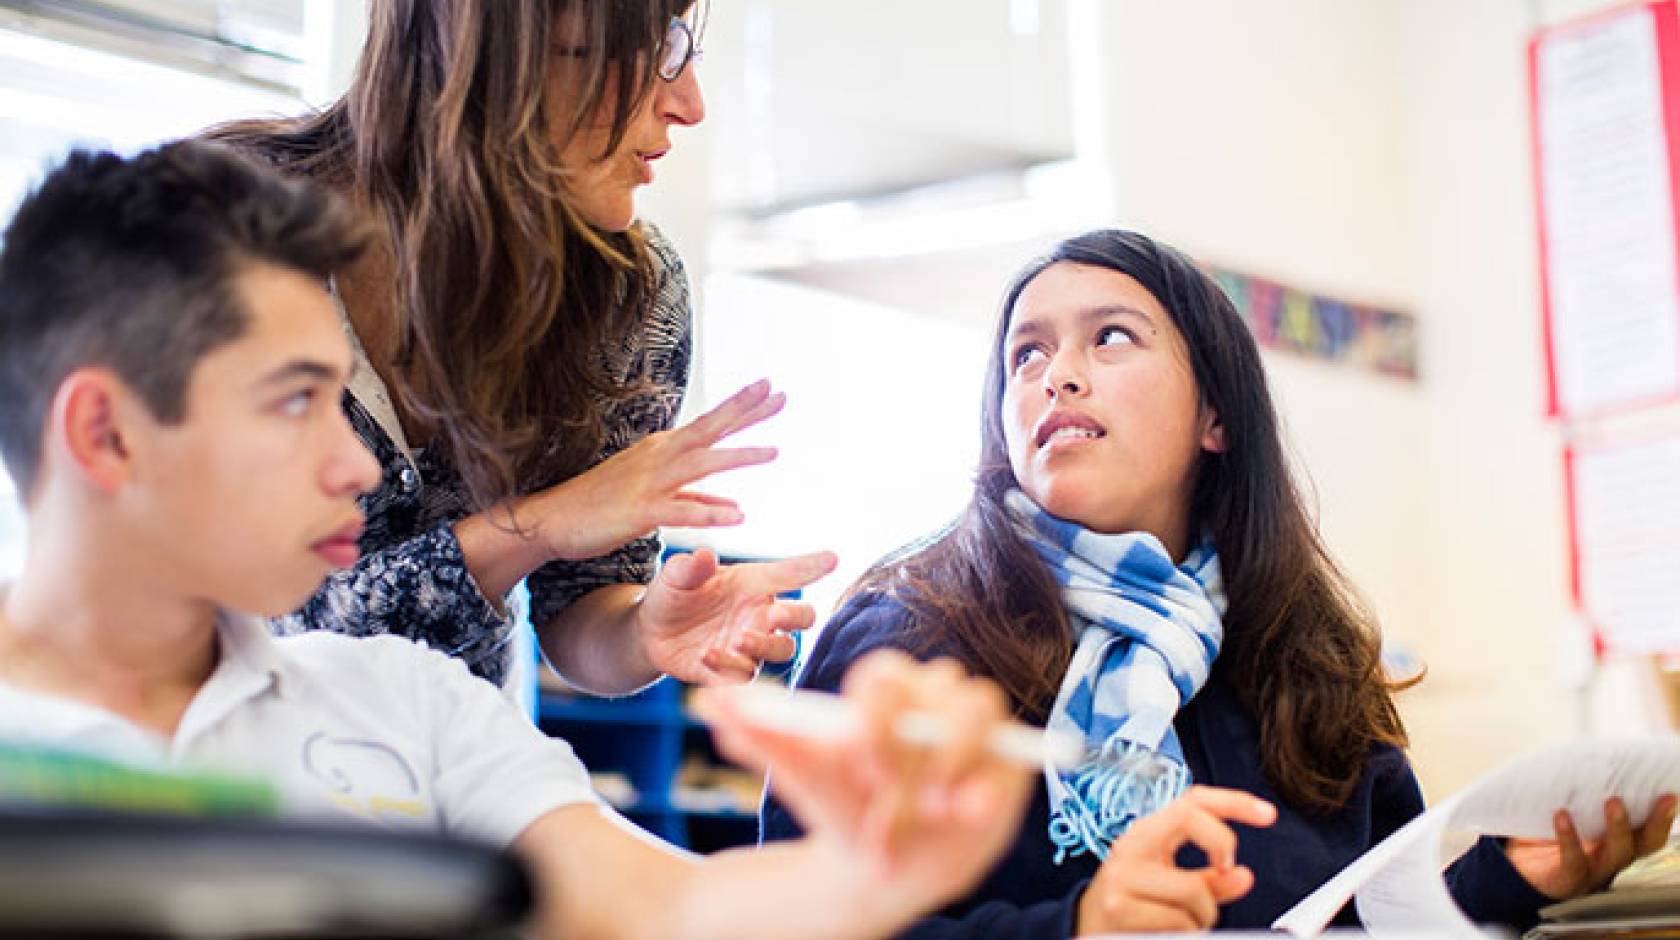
[162,610,289,755]
[211,609,288,695]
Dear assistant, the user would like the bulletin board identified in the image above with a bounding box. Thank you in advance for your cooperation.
[1536,2,1680,656]
[1532,0,1680,420]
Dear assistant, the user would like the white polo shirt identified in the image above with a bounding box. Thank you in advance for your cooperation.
[0,612,598,848]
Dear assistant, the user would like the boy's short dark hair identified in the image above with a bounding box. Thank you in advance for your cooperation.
[0,140,365,496]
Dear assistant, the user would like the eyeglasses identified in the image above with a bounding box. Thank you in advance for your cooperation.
[657,16,701,82]
[552,16,702,82]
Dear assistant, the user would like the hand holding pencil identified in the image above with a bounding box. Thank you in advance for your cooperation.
[708,680,1086,771]
[695,650,1035,920]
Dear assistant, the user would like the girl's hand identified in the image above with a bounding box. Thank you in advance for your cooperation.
[532,379,783,563]
[1505,794,1677,899]
[1076,786,1277,934]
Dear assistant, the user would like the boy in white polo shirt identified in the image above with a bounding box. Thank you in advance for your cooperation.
[0,141,1031,938]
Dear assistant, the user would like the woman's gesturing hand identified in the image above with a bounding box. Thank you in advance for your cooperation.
[636,547,837,684]
[532,379,784,563]
[1076,786,1277,934]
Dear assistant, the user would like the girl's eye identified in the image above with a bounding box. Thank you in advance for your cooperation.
[277,390,314,417]
[1012,344,1047,372]
[1097,325,1136,347]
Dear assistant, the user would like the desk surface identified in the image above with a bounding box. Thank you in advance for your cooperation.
[0,807,531,938]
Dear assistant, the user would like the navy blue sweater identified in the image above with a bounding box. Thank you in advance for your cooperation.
[760,592,1550,938]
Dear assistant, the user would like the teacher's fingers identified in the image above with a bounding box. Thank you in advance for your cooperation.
[676,379,786,446]
[699,644,759,683]
[658,547,720,591]
[764,599,816,635]
[731,627,800,666]
[739,551,840,596]
[655,494,744,529]
[668,446,778,487]
[671,491,741,509]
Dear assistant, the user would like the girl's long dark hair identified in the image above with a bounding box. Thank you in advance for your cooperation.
[851,229,1411,813]
[208,0,698,508]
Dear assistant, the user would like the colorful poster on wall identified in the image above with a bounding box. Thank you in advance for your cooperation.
[1565,431,1680,654]
[1208,267,1418,380]
[1532,0,1680,419]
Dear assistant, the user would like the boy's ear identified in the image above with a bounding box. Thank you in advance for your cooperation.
[53,369,135,494]
[1199,406,1227,454]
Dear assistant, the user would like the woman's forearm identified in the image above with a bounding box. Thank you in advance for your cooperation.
[535,583,660,694]
[452,498,556,604]
[455,496,665,693]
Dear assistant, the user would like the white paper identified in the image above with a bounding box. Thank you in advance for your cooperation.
[1538,7,1680,416]
[1353,809,1474,938]
[1273,737,1680,937]
[1449,737,1680,841]
[1572,434,1680,653]
[1273,796,1462,937]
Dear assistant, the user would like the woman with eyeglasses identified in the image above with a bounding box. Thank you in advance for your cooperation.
[205,0,831,692]
[761,228,1676,935]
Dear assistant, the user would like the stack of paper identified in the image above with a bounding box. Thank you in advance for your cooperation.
[1525,841,1680,939]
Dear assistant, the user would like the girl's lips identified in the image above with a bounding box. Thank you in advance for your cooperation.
[1034,409,1107,449]
[1039,428,1103,456]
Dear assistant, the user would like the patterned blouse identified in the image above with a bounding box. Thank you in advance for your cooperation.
[271,225,693,686]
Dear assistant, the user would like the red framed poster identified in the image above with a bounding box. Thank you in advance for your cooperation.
[1532,1,1680,420]
[1564,429,1680,654]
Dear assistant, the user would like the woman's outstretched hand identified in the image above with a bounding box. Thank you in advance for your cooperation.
[636,547,836,684]
[532,379,784,563]
[1504,794,1677,900]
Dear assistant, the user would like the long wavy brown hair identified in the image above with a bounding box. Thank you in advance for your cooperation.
[852,229,1412,813]
[208,0,698,508]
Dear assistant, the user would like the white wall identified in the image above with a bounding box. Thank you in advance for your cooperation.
[1085,0,1676,798]
[1091,0,1468,790]
[648,0,1653,798]
[1396,0,1582,795]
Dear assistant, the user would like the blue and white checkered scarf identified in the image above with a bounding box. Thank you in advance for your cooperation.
[1004,488,1226,864]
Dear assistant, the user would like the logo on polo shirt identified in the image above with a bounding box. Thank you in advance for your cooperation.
[301,730,428,821]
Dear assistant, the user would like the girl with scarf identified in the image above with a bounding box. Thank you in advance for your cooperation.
[761,229,1674,936]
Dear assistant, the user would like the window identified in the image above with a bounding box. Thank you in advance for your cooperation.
[0,20,305,580]
[676,272,987,623]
